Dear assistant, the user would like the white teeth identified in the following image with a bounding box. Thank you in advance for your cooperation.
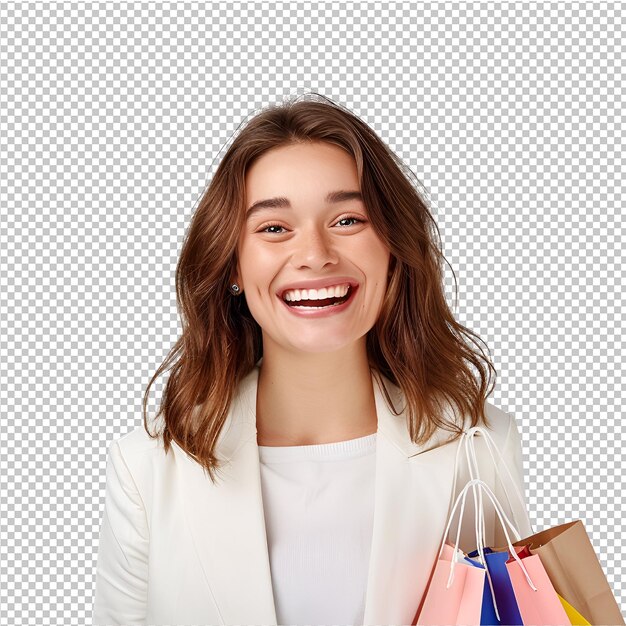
[283,283,350,302]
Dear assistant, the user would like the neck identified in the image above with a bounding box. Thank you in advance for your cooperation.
[255,342,378,447]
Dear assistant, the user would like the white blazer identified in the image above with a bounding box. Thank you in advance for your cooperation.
[93,363,533,626]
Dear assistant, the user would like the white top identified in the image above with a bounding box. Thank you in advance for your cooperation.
[258,432,377,626]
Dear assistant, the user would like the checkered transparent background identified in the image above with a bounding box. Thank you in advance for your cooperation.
[0,2,623,624]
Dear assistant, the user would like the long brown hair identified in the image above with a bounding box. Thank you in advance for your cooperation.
[142,92,496,485]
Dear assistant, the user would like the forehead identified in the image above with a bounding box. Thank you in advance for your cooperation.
[245,142,359,196]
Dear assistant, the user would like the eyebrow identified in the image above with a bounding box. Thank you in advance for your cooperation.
[245,190,364,220]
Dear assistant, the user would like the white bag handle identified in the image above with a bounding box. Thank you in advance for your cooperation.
[447,425,535,544]
[438,477,538,621]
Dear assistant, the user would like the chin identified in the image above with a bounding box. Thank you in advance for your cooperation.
[289,337,362,354]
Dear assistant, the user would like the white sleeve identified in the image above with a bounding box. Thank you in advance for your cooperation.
[92,440,149,626]
[493,413,534,548]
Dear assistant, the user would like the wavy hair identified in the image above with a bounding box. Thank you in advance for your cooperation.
[142,92,497,485]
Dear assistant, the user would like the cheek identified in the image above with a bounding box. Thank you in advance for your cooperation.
[360,236,391,273]
[237,244,279,300]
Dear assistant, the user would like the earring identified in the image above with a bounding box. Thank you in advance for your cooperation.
[229,283,241,295]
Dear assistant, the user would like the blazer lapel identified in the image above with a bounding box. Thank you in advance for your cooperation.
[172,366,278,625]
[173,363,476,626]
[362,373,468,625]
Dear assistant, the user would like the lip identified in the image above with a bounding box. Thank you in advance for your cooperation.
[277,276,359,299]
[278,283,359,318]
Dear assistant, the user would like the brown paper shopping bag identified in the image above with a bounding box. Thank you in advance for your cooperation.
[509,520,624,626]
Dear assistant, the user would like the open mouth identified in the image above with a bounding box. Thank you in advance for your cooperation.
[282,284,354,309]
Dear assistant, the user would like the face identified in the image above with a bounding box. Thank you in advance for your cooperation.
[234,141,391,355]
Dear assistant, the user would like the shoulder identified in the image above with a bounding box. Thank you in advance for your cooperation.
[444,398,519,454]
[467,400,524,465]
[113,422,164,456]
[105,422,173,492]
[483,399,517,442]
[440,396,516,446]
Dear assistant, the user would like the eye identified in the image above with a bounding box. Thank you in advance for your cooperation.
[257,215,366,235]
[258,223,287,234]
[336,216,365,227]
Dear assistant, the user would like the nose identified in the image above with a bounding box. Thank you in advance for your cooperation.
[290,226,340,270]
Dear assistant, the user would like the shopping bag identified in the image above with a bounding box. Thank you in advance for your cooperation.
[416,476,539,625]
[462,426,622,625]
[416,540,486,625]
[499,541,573,625]
[466,544,593,625]
[466,546,526,625]
[467,479,574,625]
[509,522,624,626]
[419,426,532,625]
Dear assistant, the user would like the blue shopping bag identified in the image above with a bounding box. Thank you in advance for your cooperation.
[466,547,524,625]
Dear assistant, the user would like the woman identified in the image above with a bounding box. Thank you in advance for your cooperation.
[92,94,533,626]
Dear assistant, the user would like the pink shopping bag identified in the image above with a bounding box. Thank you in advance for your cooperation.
[416,541,486,625]
[504,543,571,625]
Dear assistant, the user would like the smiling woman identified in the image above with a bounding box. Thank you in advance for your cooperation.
[93,93,532,626]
